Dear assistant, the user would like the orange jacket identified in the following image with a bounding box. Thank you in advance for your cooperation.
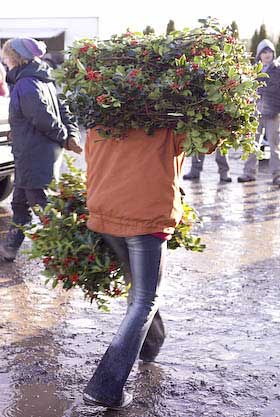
[85,127,185,237]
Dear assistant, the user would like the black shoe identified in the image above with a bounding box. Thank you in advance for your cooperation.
[220,175,232,183]
[83,391,133,410]
[237,175,255,183]
[183,172,200,180]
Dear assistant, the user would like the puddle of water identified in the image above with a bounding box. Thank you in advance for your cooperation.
[1,382,70,417]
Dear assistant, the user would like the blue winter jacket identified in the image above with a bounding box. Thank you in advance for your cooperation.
[7,60,80,188]
[257,61,280,117]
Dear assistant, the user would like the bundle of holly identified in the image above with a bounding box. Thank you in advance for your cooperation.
[23,157,204,311]
[55,18,263,157]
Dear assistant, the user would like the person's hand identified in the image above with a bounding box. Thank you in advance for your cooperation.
[204,138,225,154]
[64,136,83,154]
[204,141,218,155]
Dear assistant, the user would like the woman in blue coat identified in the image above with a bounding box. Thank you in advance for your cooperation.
[0,38,82,261]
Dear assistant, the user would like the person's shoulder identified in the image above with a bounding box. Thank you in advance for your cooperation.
[270,59,280,70]
[271,62,280,80]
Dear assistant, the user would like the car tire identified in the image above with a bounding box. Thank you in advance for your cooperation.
[0,174,14,202]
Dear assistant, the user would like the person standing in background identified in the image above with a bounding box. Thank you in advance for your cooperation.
[0,38,82,262]
[183,148,232,182]
[238,39,280,184]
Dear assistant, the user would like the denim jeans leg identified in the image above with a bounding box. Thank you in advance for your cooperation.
[139,309,165,361]
[101,233,166,361]
[84,234,167,406]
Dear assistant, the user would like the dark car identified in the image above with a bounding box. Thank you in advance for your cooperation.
[0,97,14,202]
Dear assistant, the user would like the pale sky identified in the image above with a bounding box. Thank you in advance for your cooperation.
[2,0,280,41]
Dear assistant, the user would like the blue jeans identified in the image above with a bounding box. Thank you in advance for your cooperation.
[84,233,167,406]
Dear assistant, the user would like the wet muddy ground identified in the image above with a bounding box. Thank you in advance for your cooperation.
[1,149,280,417]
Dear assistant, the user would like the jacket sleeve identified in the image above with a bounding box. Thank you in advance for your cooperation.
[18,78,68,146]
[58,95,81,141]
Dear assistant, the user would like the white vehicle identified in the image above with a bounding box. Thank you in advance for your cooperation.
[0,17,99,60]
[0,97,14,202]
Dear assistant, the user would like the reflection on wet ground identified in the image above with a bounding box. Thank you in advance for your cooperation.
[0,150,280,417]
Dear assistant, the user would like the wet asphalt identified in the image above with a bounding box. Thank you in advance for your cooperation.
[0,147,280,417]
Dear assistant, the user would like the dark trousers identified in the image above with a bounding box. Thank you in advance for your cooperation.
[7,187,47,249]
[190,149,230,176]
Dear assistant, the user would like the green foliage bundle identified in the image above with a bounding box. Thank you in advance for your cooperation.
[55,18,263,157]
[23,157,204,311]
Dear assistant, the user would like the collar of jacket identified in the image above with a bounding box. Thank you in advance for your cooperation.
[7,60,54,85]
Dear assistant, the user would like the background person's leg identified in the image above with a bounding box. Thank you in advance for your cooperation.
[10,188,47,248]
[183,154,205,180]
[238,120,263,182]
[0,188,32,260]
[25,188,48,210]
[264,115,280,184]
[215,149,232,182]
[0,188,48,261]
